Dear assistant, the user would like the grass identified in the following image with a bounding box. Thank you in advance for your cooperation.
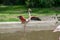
[0,5,60,22]
[0,13,46,22]
[0,30,60,40]
[0,5,60,14]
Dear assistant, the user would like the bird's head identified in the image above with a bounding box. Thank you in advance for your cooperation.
[17,16,25,20]
[18,16,23,18]
[17,16,26,23]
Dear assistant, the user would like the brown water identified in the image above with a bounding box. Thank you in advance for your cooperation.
[0,30,60,40]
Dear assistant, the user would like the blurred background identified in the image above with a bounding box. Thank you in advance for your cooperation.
[0,0,60,22]
[0,0,60,40]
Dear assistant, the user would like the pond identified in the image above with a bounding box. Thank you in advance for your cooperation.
[0,30,60,40]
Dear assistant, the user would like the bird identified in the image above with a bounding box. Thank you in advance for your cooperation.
[53,25,60,32]
[18,8,41,23]
[18,8,41,32]
[53,25,60,40]
[27,8,41,21]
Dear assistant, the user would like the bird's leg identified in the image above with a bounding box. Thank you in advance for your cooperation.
[24,24,26,33]
[23,24,27,40]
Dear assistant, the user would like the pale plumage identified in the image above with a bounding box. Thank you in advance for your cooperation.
[53,25,60,32]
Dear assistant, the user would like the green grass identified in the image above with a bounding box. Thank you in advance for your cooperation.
[0,6,60,22]
[0,13,46,22]
[0,6,60,14]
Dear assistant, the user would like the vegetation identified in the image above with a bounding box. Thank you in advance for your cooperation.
[0,0,60,8]
[0,5,60,22]
[0,6,60,14]
[0,0,60,21]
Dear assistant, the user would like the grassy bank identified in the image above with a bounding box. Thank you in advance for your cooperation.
[0,6,60,22]
[0,13,46,22]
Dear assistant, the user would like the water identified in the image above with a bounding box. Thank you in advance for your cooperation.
[0,22,60,40]
[0,21,58,33]
[0,30,60,40]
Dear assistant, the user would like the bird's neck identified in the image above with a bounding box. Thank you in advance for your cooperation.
[28,12,31,18]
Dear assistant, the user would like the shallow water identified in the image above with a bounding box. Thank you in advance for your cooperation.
[0,22,60,40]
[0,21,60,33]
[0,30,60,40]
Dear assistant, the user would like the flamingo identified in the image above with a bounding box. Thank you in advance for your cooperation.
[18,8,41,32]
[53,25,60,32]
[53,25,60,40]
[18,8,41,40]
